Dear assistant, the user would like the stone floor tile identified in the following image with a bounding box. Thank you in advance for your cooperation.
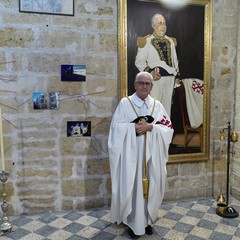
[209,231,232,240]
[49,217,72,229]
[155,217,177,229]
[179,215,200,226]
[20,220,45,232]
[75,215,98,226]
[190,226,213,239]
[171,205,190,215]
[214,223,237,235]
[77,226,100,239]
[164,229,188,240]
[196,219,218,230]
[48,229,73,240]
[191,203,211,212]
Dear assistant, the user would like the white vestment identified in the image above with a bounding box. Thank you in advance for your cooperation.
[108,93,174,235]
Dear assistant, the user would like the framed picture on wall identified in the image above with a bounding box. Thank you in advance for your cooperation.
[33,92,60,110]
[61,65,86,82]
[67,121,91,137]
[19,0,74,16]
[118,0,212,163]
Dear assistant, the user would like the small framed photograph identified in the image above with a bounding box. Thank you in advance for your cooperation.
[61,65,86,82]
[67,121,91,137]
[33,92,60,110]
[19,0,74,16]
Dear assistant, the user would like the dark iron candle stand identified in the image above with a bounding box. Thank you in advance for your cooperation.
[216,122,239,218]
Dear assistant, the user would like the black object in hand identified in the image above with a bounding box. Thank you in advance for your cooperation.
[131,115,154,123]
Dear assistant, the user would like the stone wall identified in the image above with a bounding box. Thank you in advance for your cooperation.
[0,0,239,216]
[0,0,117,215]
[210,0,240,203]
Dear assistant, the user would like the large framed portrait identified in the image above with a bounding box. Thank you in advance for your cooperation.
[118,0,212,163]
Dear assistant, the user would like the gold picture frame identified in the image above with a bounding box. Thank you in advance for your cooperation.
[118,0,212,163]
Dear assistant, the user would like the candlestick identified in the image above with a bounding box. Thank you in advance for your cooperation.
[0,107,5,172]
[0,172,12,234]
[216,122,239,218]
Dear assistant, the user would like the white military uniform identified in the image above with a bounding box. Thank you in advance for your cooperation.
[108,93,173,235]
[135,34,179,117]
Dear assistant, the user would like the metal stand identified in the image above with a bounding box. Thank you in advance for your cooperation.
[0,171,13,235]
[216,122,239,218]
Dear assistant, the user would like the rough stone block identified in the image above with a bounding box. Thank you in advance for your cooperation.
[62,179,102,197]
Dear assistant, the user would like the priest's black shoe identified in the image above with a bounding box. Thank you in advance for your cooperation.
[128,227,139,239]
[145,225,153,235]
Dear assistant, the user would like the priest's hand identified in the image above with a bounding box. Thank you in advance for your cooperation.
[135,121,153,135]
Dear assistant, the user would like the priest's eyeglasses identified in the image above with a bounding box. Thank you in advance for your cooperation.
[136,81,152,87]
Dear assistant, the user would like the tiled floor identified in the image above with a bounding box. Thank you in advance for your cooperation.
[1,197,240,239]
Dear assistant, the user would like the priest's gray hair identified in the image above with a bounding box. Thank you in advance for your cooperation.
[135,71,153,84]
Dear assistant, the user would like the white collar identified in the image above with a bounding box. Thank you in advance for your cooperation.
[130,93,152,108]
